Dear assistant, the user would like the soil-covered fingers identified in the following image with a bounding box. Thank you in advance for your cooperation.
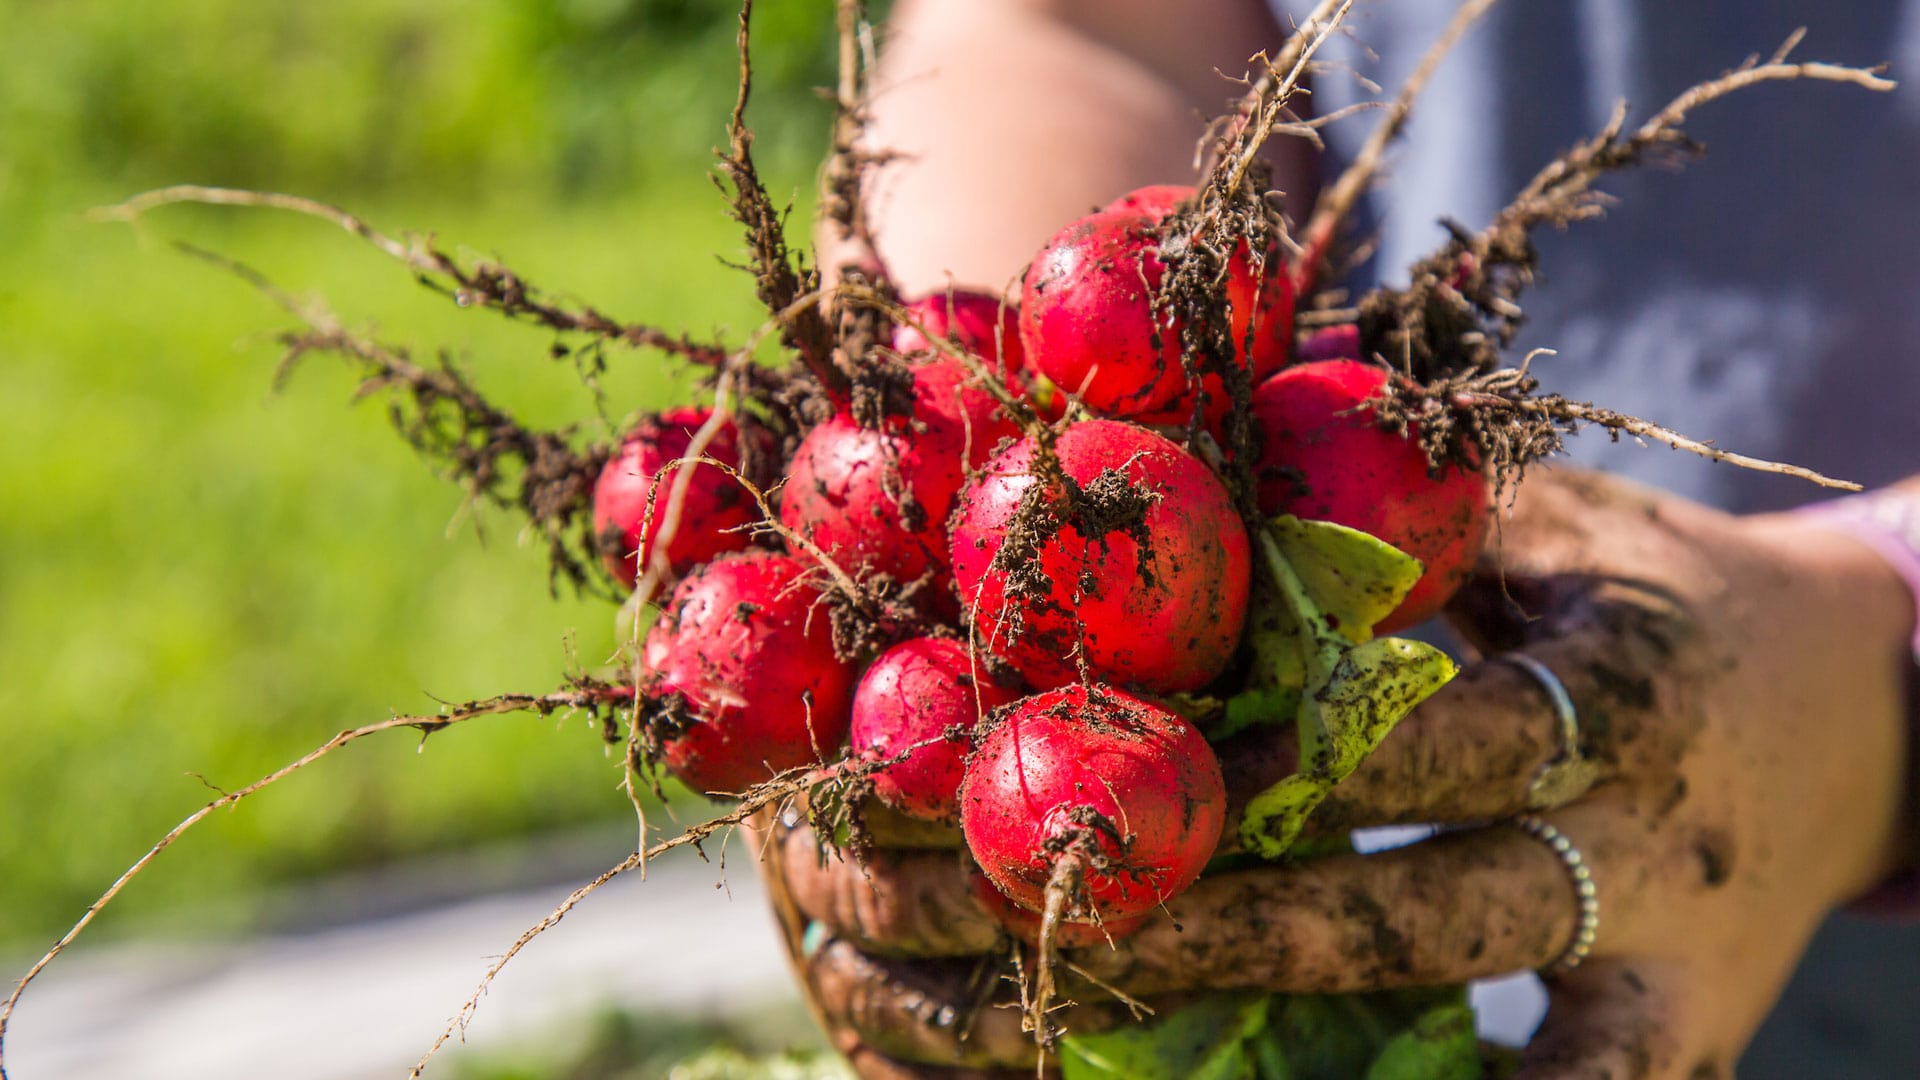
[1074,800,1653,996]
[1306,628,1683,832]
[782,822,1003,957]
[1293,552,1704,834]
[807,938,1131,1073]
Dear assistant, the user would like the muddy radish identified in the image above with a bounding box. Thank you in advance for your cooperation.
[639,551,856,795]
[848,636,1021,821]
[1251,359,1492,630]
[960,684,1225,924]
[592,408,763,587]
[1020,188,1291,423]
[780,363,1019,609]
[950,418,1250,693]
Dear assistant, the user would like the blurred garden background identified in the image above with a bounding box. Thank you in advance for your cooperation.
[0,0,870,1074]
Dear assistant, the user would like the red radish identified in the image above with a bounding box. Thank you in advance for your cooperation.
[960,684,1225,923]
[1298,322,1362,365]
[1101,187,1296,385]
[892,290,1025,375]
[640,551,855,795]
[592,408,761,588]
[1102,183,1196,218]
[910,356,1027,457]
[1251,359,1492,631]
[781,364,1019,603]
[949,419,1249,693]
[968,868,1146,949]
[1021,194,1292,424]
[896,291,1060,425]
[848,637,1021,821]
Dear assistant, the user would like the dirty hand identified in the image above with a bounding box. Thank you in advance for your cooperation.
[751,468,1916,1079]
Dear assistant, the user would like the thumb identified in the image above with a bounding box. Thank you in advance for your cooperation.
[1512,960,1706,1080]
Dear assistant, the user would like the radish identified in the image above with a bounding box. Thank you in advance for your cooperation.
[895,290,1059,424]
[1101,183,1196,218]
[892,290,1024,376]
[1297,322,1362,365]
[592,407,761,588]
[848,636,1020,821]
[960,684,1225,924]
[639,550,855,795]
[780,362,1019,605]
[1250,359,1492,631]
[949,418,1249,693]
[1020,192,1291,424]
[968,867,1146,950]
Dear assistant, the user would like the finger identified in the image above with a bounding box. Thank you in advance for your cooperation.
[1513,959,1694,1080]
[782,823,1003,956]
[1307,594,1702,833]
[1304,638,1605,832]
[1078,801,1639,995]
[807,937,1132,1072]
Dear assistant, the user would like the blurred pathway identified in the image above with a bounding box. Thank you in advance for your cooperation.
[4,836,795,1080]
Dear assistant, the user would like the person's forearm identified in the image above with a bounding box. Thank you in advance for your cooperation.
[859,0,1313,293]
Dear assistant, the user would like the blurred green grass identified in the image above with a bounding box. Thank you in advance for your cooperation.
[0,0,845,949]
[452,1005,848,1080]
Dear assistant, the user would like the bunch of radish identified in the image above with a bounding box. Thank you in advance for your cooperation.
[13,8,1880,1077]
[601,183,1486,965]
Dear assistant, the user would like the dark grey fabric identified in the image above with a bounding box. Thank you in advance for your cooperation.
[1299,1,1920,1072]
[1315,0,1920,509]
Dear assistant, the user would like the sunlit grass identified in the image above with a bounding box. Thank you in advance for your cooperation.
[0,175,804,948]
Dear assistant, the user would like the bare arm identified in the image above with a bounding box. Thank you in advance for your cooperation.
[858,0,1314,293]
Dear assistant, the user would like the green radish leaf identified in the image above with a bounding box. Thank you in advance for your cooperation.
[1240,774,1334,860]
[1317,638,1459,775]
[1060,994,1274,1080]
[1240,640,1456,858]
[1162,692,1227,719]
[1241,579,1311,693]
[1271,991,1484,1080]
[1211,685,1301,741]
[1065,990,1485,1080]
[1364,1004,1481,1080]
[1269,996,1380,1080]
[1265,516,1425,645]
[1238,518,1460,860]
[1249,1026,1295,1080]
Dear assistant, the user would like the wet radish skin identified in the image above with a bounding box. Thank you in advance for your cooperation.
[1021,194,1292,424]
[950,419,1249,693]
[892,290,1025,376]
[960,684,1225,921]
[849,637,1021,821]
[642,551,855,795]
[781,363,1021,605]
[592,408,760,587]
[1102,183,1196,218]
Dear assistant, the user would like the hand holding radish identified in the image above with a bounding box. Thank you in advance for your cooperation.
[758,470,1917,1079]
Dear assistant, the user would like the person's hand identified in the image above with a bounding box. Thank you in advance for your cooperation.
[751,467,1916,1079]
